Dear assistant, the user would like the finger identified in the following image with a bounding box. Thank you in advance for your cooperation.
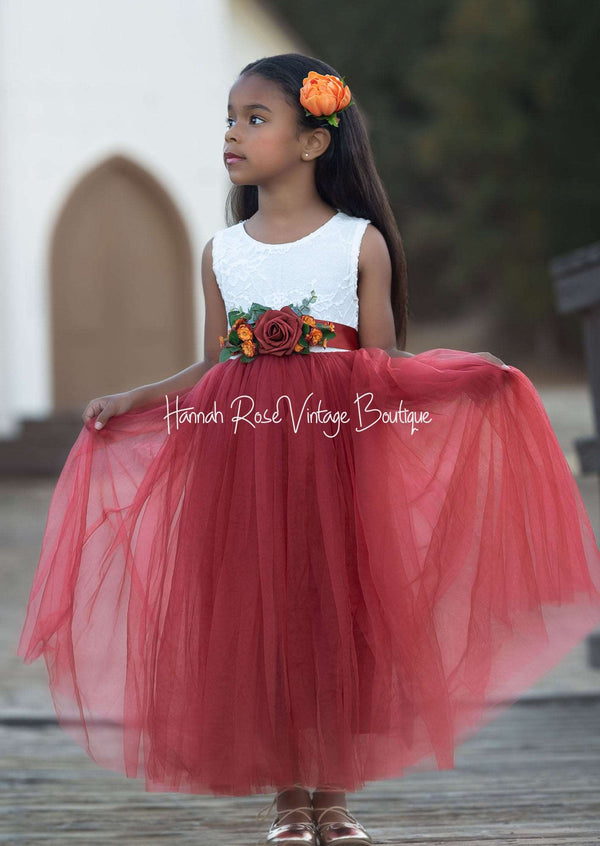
[82,402,100,424]
[94,412,109,430]
[94,404,112,430]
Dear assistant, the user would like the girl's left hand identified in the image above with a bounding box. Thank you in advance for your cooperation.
[474,351,510,369]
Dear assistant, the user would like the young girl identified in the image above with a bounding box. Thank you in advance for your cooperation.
[17,53,600,846]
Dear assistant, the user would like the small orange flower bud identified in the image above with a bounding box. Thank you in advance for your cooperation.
[302,314,316,327]
[241,340,255,357]
[238,325,253,341]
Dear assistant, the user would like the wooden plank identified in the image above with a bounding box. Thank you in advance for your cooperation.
[0,698,599,844]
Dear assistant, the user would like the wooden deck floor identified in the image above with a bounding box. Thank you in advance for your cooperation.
[1,696,599,844]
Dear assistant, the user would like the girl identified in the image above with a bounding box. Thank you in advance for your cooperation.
[17,53,600,846]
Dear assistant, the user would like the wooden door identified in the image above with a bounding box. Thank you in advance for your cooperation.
[50,154,195,411]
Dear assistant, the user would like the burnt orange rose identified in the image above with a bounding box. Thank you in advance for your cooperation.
[300,71,352,126]
[241,339,256,358]
[237,324,253,341]
[253,306,304,356]
[307,327,323,346]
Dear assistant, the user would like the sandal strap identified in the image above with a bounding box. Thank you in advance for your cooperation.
[314,804,361,827]
[270,807,314,827]
[256,784,311,821]
[256,795,278,821]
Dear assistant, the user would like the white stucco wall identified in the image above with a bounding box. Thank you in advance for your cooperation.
[0,0,303,438]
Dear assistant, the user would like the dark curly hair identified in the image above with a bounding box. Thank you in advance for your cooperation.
[225,52,409,349]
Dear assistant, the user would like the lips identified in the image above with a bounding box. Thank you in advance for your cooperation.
[225,152,245,163]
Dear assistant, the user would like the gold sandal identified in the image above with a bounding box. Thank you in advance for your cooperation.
[256,785,318,845]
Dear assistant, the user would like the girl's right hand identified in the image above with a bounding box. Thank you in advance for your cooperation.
[82,391,135,430]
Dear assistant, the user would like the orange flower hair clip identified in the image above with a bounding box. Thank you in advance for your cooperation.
[299,71,353,128]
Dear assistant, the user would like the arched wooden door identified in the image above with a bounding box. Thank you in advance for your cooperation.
[50,155,195,411]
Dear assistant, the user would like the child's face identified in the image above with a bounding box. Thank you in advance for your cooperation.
[224,74,311,185]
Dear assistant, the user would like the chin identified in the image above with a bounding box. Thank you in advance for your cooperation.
[230,176,257,187]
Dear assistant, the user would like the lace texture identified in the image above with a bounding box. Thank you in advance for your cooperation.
[212,210,370,351]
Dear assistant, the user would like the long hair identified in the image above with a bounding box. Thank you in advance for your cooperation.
[225,52,409,350]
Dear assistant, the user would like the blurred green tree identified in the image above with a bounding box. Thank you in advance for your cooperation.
[271,0,600,358]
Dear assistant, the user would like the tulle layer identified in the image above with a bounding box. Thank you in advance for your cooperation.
[16,347,600,796]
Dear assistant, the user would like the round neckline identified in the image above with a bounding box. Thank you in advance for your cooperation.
[240,210,341,247]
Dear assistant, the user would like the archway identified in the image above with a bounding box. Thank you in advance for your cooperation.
[50,154,195,411]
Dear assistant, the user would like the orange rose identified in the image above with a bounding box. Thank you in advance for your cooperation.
[302,314,316,327]
[300,71,352,127]
[237,324,253,341]
[241,340,256,358]
[307,327,323,346]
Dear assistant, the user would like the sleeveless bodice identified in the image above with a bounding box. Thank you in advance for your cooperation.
[212,210,370,351]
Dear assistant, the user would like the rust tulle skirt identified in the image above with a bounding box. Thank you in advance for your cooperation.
[16,347,600,796]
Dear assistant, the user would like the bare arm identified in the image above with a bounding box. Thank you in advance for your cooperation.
[356,225,507,367]
[128,237,229,409]
[84,238,229,427]
[356,224,414,358]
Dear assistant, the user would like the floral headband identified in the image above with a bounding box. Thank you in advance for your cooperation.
[299,71,353,128]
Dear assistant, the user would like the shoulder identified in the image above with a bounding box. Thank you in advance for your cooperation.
[357,222,390,275]
[205,222,243,254]
[202,229,230,278]
[202,223,236,262]
[201,238,215,282]
[200,237,226,306]
[201,235,216,265]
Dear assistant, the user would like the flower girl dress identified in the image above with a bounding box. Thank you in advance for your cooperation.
[17,209,600,797]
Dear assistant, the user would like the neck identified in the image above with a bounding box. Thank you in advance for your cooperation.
[253,182,334,227]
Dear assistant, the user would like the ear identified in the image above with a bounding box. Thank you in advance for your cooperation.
[304,126,332,159]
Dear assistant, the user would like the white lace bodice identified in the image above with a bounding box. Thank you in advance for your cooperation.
[212,210,370,351]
